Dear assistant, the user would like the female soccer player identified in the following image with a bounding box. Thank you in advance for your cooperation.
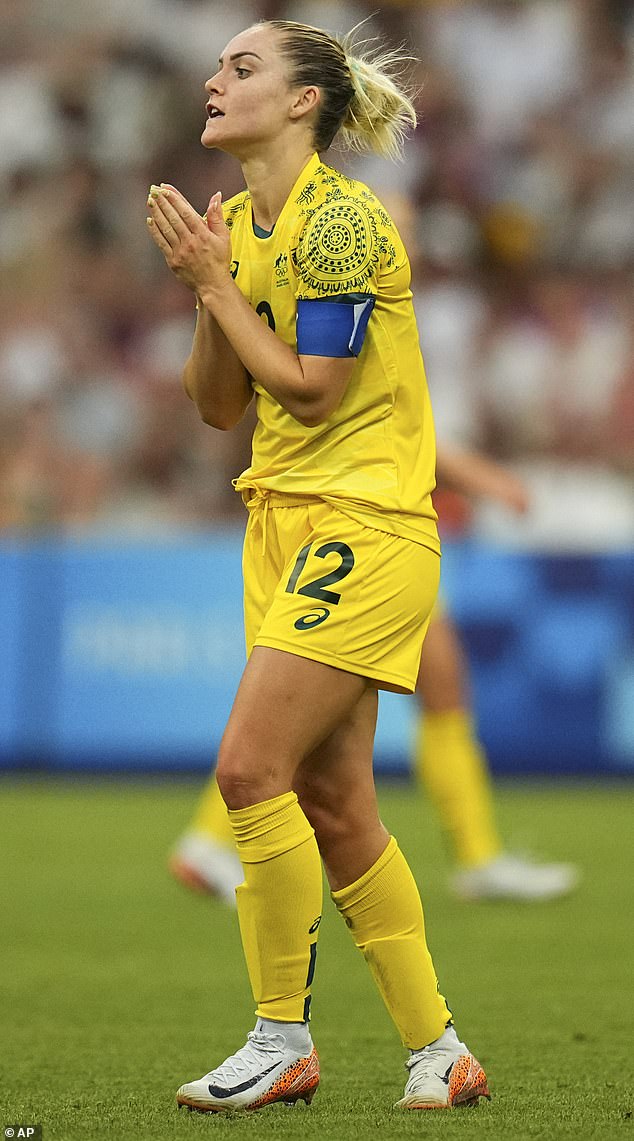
[146,18,489,1114]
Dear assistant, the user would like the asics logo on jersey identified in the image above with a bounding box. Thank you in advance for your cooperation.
[294,608,330,630]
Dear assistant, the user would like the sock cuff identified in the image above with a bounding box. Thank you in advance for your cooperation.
[228,792,315,863]
[424,708,473,736]
[331,835,399,911]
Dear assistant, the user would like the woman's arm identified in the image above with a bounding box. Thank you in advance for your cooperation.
[198,276,355,427]
[147,185,252,430]
[436,444,530,514]
[183,305,253,430]
[147,186,354,428]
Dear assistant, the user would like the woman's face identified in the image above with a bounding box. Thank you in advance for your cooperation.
[202,25,300,156]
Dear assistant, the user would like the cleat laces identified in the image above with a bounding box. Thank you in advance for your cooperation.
[204,1031,286,1087]
[405,1045,451,1090]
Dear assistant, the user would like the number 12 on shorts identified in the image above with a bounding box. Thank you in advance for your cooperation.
[285,541,355,605]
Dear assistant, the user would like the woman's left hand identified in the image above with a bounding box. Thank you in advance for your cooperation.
[146,184,231,294]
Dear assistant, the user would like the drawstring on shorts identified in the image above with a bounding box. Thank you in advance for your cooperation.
[234,482,271,556]
[233,481,318,558]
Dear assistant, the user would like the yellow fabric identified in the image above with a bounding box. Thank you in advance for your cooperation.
[190,772,234,846]
[241,496,439,694]
[229,792,322,1023]
[224,152,439,554]
[416,708,502,867]
[332,836,452,1048]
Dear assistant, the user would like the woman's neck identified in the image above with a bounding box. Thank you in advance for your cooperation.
[241,144,316,232]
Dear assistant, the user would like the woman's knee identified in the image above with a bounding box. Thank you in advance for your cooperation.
[216,734,292,810]
[216,766,256,810]
[215,735,258,808]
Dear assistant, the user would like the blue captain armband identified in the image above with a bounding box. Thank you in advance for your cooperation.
[296,294,375,358]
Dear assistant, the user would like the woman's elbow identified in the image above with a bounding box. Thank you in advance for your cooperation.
[294,408,327,428]
[198,405,242,431]
[292,397,338,428]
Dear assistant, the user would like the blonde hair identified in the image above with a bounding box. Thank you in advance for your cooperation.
[266,20,417,161]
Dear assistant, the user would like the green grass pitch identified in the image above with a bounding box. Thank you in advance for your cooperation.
[2,776,632,1140]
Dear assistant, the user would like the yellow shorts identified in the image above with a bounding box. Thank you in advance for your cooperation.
[242,494,440,694]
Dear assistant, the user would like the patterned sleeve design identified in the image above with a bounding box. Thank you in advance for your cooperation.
[293,198,382,298]
[223,197,247,232]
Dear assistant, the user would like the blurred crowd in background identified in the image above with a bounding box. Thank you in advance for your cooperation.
[1,0,633,547]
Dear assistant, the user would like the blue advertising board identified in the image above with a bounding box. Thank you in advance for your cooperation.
[0,533,632,774]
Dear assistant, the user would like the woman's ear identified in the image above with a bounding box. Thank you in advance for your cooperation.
[289,85,320,122]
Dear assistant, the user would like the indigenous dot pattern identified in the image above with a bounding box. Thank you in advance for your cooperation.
[296,200,379,297]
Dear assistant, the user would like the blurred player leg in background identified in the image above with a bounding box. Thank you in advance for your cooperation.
[170,777,242,905]
[418,444,578,899]
[415,606,577,901]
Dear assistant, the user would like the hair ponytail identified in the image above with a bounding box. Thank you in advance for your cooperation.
[266,20,417,160]
[341,40,418,161]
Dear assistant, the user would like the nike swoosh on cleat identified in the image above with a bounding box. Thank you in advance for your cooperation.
[208,1061,280,1099]
[441,1063,454,1085]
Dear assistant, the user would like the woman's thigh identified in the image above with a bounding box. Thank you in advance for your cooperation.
[216,645,369,808]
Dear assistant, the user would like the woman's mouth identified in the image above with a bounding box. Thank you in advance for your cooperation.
[206,103,224,120]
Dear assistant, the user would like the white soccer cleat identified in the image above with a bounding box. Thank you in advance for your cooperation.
[168,831,242,906]
[176,1022,320,1113]
[451,852,579,902]
[395,1026,490,1110]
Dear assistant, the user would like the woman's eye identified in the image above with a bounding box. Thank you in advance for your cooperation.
[236,68,250,79]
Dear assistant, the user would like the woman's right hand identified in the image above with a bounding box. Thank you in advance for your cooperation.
[146,185,232,297]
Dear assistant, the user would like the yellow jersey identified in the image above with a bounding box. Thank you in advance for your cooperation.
[225,152,439,553]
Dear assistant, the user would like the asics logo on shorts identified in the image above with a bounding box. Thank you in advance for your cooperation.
[294,608,331,630]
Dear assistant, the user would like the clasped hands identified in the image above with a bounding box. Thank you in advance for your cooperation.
[146,184,231,298]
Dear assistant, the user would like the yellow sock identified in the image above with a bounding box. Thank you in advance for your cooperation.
[190,774,235,847]
[229,792,322,1023]
[332,836,451,1048]
[416,708,502,867]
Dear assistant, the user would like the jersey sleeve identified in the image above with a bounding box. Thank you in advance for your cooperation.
[292,196,383,300]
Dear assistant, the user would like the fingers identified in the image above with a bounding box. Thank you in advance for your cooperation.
[146,213,172,257]
[146,187,185,247]
[145,182,228,284]
[146,185,188,254]
[151,184,204,235]
[205,191,223,231]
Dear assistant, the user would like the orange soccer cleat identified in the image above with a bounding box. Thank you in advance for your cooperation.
[176,1021,319,1113]
[395,1026,491,1110]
